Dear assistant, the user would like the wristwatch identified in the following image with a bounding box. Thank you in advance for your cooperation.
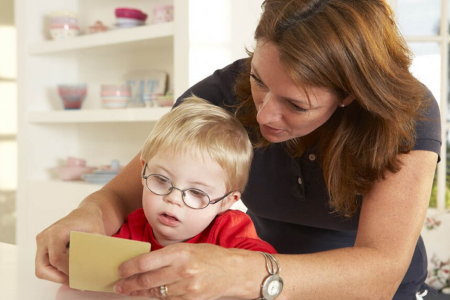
[258,252,283,300]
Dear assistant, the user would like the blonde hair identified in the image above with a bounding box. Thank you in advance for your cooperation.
[141,96,253,192]
[235,0,428,217]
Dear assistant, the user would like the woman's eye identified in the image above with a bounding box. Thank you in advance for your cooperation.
[250,73,265,88]
[289,102,308,112]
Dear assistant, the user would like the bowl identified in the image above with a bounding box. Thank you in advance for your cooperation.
[58,84,87,109]
[115,8,147,21]
[54,166,96,181]
[50,16,78,25]
[100,84,131,97]
[89,21,108,34]
[67,156,86,167]
[49,11,79,40]
[50,27,80,40]
[101,84,131,109]
[153,5,173,24]
[116,17,145,27]
[101,98,130,109]
[155,94,174,107]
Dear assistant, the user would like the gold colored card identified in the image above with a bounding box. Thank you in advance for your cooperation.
[69,231,151,293]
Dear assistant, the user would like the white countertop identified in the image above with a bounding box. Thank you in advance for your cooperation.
[0,242,151,300]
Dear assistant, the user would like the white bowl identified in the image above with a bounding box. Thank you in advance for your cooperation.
[102,100,129,109]
[50,28,79,40]
[116,17,145,26]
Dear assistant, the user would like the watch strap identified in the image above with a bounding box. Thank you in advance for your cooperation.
[254,252,283,300]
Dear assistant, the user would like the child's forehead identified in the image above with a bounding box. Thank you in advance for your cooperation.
[152,147,217,164]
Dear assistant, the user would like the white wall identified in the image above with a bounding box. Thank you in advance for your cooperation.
[187,0,263,87]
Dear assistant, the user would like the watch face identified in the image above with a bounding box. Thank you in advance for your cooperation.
[268,281,281,295]
[262,274,284,300]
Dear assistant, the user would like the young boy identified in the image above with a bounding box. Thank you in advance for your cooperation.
[112,96,276,253]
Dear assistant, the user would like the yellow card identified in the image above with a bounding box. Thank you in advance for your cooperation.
[69,231,151,293]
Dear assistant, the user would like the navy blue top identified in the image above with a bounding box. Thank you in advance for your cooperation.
[176,59,442,299]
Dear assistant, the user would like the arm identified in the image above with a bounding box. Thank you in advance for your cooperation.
[35,152,144,284]
[113,150,436,299]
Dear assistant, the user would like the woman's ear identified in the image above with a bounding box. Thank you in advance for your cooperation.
[219,191,241,214]
[141,159,146,167]
[342,94,355,106]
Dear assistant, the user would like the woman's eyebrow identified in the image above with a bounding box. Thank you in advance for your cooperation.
[250,64,264,81]
[252,64,309,105]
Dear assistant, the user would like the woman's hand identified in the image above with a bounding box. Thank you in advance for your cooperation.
[114,243,263,300]
[35,202,106,285]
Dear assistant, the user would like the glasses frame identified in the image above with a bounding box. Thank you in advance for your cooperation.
[142,162,232,210]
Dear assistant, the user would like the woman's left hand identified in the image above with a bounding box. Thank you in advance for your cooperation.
[113,243,261,300]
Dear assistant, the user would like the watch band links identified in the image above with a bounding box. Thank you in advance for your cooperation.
[253,252,283,300]
[261,252,280,275]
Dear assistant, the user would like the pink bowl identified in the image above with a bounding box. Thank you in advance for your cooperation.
[115,8,147,21]
[58,84,87,109]
[153,5,173,23]
[67,156,86,167]
[101,84,131,96]
[50,24,80,30]
[54,166,96,181]
[50,17,78,25]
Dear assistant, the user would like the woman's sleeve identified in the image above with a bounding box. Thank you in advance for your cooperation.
[174,59,247,109]
[414,88,442,161]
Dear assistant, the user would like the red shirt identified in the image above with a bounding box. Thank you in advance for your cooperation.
[113,208,276,253]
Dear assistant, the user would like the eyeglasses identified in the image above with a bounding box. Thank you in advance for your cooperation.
[142,163,232,209]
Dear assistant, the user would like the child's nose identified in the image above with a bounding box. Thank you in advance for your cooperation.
[163,187,184,207]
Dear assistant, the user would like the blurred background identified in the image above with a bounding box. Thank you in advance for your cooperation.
[0,0,17,245]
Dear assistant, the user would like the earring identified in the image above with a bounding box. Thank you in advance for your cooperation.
[339,102,345,108]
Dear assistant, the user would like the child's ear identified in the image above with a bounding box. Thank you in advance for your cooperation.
[141,160,146,187]
[219,191,241,214]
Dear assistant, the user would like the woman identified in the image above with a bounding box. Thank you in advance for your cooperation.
[35,0,441,299]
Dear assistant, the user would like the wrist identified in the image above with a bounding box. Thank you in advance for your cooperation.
[226,249,269,299]
[77,201,103,219]
[256,252,283,300]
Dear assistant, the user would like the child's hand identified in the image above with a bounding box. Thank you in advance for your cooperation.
[35,202,106,285]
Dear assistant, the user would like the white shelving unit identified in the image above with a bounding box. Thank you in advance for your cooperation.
[28,22,174,55]
[28,107,171,124]
[16,0,264,247]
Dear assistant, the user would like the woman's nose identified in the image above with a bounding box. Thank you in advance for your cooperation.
[257,94,280,124]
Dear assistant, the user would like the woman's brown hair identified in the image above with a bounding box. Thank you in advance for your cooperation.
[235,0,429,217]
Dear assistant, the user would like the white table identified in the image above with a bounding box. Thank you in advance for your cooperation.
[0,242,151,300]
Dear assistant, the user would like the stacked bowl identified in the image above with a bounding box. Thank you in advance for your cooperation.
[101,84,131,109]
[58,84,87,109]
[49,11,80,40]
[115,8,148,28]
[53,157,96,181]
[153,5,174,24]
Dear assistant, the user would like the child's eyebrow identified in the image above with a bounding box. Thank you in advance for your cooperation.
[150,164,215,191]
[189,180,214,190]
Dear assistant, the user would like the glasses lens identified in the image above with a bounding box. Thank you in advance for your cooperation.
[147,174,172,195]
[184,189,210,209]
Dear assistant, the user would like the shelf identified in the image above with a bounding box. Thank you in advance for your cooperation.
[28,22,174,55]
[27,107,171,123]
